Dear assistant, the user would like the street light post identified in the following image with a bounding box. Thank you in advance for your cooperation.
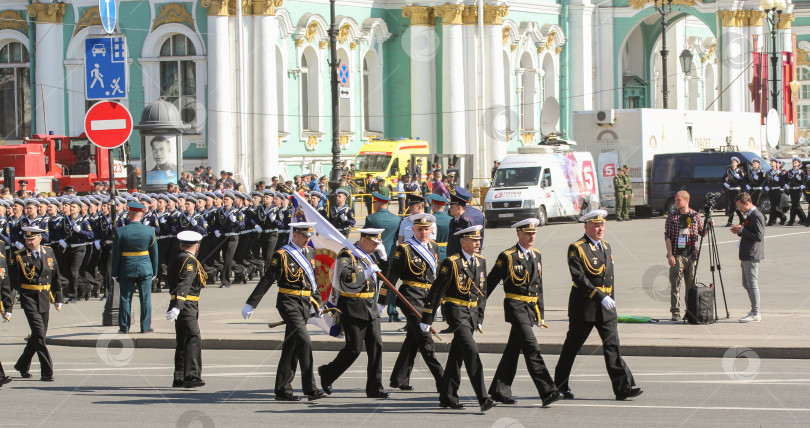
[653,0,674,109]
[680,49,693,107]
[328,0,342,194]
[761,0,787,111]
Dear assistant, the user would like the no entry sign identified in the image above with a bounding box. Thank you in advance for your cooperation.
[84,101,133,149]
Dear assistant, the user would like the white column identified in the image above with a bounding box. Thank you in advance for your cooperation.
[463,24,479,158]
[435,5,466,155]
[34,21,65,135]
[721,23,745,112]
[406,19,437,151]
[207,14,236,174]
[253,14,280,180]
[567,0,594,116]
[596,5,614,110]
[485,23,506,168]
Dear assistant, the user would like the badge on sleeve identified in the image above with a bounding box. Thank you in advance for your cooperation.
[187,264,194,271]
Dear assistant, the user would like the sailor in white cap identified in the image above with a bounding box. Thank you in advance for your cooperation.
[419,224,496,412]
[485,218,561,407]
[381,213,445,392]
[10,226,63,381]
[166,231,207,388]
[241,221,326,401]
[554,209,642,401]
[723,156,746,226]
[328,188,355,238]
[764,158,787,225]
[318,228,389,398]
[785,156,807,225]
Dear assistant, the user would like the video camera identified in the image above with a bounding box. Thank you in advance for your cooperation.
[704,192,721,213]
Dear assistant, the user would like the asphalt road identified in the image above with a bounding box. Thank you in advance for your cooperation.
[1,347,808,427]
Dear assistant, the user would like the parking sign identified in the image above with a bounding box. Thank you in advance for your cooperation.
[85,35,127,100]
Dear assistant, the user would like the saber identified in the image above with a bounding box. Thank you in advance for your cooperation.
[267,303,341,329]
[377,272,443,342]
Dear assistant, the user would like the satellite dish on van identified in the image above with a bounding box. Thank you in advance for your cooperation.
[766,108,780,147]
[540,97,560,137]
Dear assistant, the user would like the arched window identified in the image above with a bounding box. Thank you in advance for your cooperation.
[363,50,383,133]
[519,52,536,132]
[0,41,31,139]
[798,67,810,133]
[504,52,512,135]
[159,34,197,126]
[300,47,319,132]
[276,45,286,133]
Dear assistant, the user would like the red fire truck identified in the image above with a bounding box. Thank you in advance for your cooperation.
[0,133,128,194]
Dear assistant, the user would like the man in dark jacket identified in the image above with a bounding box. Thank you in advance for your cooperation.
[730,192,765,323]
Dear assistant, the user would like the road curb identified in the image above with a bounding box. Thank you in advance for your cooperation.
[48,337,810,359]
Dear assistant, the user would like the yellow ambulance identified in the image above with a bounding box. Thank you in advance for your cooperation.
[352,138,430,189]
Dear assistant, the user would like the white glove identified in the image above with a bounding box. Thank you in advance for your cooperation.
[339,214,347,221]
[59,239,67,248]
[15,242,23,250]
[477,323,483,331]
[371,265,382,274]
[166,307,180,322]
[191,219,197,226]
[229,214,237,222]
[3,313,10,322]
[269,214,277,222]
[241,304,254,319]
[802,185,806,190]
[55,303,62,311]
[160,217,167,224]
[254,225,262,232]
[601,296,616,310]
[214,230,222,238]
[419,323,430,332]
[377,304,386,315]
[765,186,770,192]
[94,240,101,250]
[73,224,81,232]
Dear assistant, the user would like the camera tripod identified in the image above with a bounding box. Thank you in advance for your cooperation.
[693,205,730,321]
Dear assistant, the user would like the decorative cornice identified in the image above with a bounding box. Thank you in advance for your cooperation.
[777,12,794,30]
[74,7,101,35]
[338,23,350,44]
[201,0,231,17]
[718,9,769,27]
[27,1,66,24]
[305,21,318,43]
[152,3,194,30]
[248,0,282,16]
[629,0,698,9]
[749,10,766,27]
[483,4,508,26]
[798,48,809,67]
[402,5,433,26]
[537,30,556,53]
[0,10,29,34]
[434,3,464,26]
[502,26,510,47]
[462,5,478,25]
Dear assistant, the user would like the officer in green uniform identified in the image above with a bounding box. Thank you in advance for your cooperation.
[613,167,627,221]
[620,165,633,220]
[111,201,159,334]
[420,225,496,413]
[429,195,450,261]
[363,192,402,320]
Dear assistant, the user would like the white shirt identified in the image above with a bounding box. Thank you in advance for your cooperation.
[585,234,603,252]
[461,250,475,266]
[517,243,534,260]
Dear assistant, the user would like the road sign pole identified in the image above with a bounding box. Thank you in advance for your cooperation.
[102,147,120,326]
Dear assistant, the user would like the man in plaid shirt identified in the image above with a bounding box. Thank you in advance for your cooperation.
[664,191,707,321]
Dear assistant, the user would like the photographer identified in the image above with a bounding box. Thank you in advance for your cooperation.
[663,191,706,321]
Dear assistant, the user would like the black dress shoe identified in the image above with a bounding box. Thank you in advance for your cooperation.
[542,391,562,406]
[0,376,12,386]
[172,379,184,388]
[479,398,496,412]
[14,365,31,379]
[439,327,453,334]
[616,387,643,401]
[725,222,733,227]
[367,391,390,399]
[318,366,332,395]
[182,379,206,388]
[787,221,795,226]
[117,329,128,334]
[440,402,465,410]
[560,390,575,400]
[274,394,300,401]
[307,390,326,401]
[491,395,517,405]
[220,283,231,288]
[391,383,414,391]
[40,375,55,382]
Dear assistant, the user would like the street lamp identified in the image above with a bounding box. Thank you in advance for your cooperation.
[761,0,787,111]
[652,0,674,109]
[327,0,342,195]
[679,49,693,76]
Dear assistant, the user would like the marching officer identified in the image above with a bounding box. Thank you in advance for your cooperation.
[381,214,444,392]
[429,195,451,261]
[217,191,245,288]
[63,200,94,302]
[419,225,495,412]
[9,227,62,381]
[319,229,389,399]
[785,157,807,226]
[765,159,787,226]
[329,188,355,238]
[486,218,561,407]
[110,202,159,334]
[804,164,810,225]
[723,157,746,226]
[257,190,278,265]
[165,231,207,388]
[446,192,474,258]
[0,240,13,386]
[363,191,402,320]
[554,210,642,401]
[747,158,766,209]
[241,222,327,402]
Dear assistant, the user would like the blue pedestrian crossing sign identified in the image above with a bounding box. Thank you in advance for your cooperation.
[85,36,127,100]
[99,0,117,34]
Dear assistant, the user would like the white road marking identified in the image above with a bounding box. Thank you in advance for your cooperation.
[548,403,810,412]
[716,230,810,245]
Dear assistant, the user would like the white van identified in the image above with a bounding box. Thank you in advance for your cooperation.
[484,146,600,227]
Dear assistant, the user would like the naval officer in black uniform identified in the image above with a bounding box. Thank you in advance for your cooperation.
[554,210,642,401]
[380,213,444,392]
[420,225,495,412]
[241,222,326,402]
[166,231,207,388]
[318,228,388,398]
[0,241,13,386]
[9,227,62,381]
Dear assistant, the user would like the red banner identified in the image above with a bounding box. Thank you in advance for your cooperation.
[783,51,794,125]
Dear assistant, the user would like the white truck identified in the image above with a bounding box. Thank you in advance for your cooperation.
[484,145,600,227]
[571,109,764,216]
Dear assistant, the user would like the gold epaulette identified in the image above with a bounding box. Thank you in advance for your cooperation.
[531,247,541,255]
[475,254,485,260]
[573,238,587,246]
[448,254,461,261]
[504,248,516,256]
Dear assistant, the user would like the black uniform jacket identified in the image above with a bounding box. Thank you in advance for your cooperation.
[9,245,62,313]
[486,244,544,325]
[246,245,322,318]
[378,239,439,313]
[421,253,487,331]
[567,235,616,323]
[333,247,383,321]
[168,250,206,317]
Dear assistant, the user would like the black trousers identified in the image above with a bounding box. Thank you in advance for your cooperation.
[554,319,635,395]
[99,243,112,297]
[157,238,171,286]
[16,310,53,377]
[768,190,787,224]
[390,312,444,389]
[220,235,239,285]
[726,189,744,224]
[81,244,100,296]
[275,307,317,396]
[65,246,87,298]
[440,325,488,406]
[788,189,807,224]
[750,190,762,209]
[275,232,289,253]
[320,315,384,395]
[263,232,278,267]
[489,321,556,399]
[174,312,202,382]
